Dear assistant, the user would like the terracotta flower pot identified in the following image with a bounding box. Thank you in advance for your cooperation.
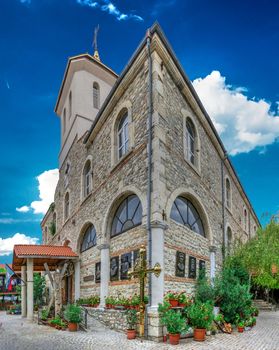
[238,327,244,333]
[127,329,136,340]
[178,303,186,308]
[68,322,78,332]
[169,333,180,345]
[194,328,206,341]
[169,299,179,307]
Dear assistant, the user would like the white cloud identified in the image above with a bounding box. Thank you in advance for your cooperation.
[29,169,59,214]
[19,0,31,4]
[0,218,40,224]
[192,71,279,155]
[76,0,143,21]
[16,206,30,213]
[0,233,38,256]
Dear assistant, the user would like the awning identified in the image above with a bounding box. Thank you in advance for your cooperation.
[12,244,78,272]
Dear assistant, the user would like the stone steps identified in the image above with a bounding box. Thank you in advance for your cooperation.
[253,299,275,311]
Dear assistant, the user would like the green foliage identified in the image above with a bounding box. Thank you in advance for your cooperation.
[64,304,82,324]
[41,309,49,321]
[214,265,252,323]
[34,273,46,306]
[0,267,5,273]
[234,220,279,289]
[125,309,138,330]
[195,268,215,303]
[159,308,188,335]
[164,291,179,301]
[50,315,66,328]
[76,295,100,306]
[49,221,56,236]
[187,301,214,329]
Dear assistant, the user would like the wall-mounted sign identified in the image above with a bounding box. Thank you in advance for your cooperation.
[188,256,196,279]
[110,256,119,281]
[121,252,132,280]
[199,260,206,271]
[95,262,101,283]
[175,251,186,277]
[83,275,94,282]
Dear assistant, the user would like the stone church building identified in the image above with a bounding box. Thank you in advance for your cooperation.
[41,23,259,316]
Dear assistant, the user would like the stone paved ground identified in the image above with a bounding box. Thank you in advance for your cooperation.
[0,311,278,350]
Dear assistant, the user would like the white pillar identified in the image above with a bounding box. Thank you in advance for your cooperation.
[98,243,110,308]
[149,221,167,310]
[74,260,80,302]
[210,246,217,283]
[26,258,34,321]
[21,265,27,317]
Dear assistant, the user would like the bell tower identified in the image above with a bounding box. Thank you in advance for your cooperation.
[55,27,117,167]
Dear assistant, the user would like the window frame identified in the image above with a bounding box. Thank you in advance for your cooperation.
[80,224,97,253]
[225,177,232,210]
[83,160,92,198]
[117,112,129,160]
[93,82,100,109]
[170,196,205,237]
[64,192,70,222]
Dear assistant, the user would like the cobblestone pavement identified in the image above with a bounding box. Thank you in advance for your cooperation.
[0,311,278,350]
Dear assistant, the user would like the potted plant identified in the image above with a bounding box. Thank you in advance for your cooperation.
[131,294,140,310]
[187,301,214,341]
[178,292,191,307]
[237,320,245,332]
[64,303,82,332]
[164,291,179,308]
[159,308,188,345]
[126,309,138,339]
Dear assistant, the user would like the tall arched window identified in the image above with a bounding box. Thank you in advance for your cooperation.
[111,194,142,237]
[244,208,248,231]
[225,178,231,209]
[80,224,97,253]
[227,226,232,254]
[170,196,205,237]
[93,82,100,109]
[118,112,129,159]
[64,192,70,221]
[185,118,196,165]
[83,160,92,197]
[69,91,72,119]
[63,108,66,134]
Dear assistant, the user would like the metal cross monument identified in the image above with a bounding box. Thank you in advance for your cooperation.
[128,245,161,338]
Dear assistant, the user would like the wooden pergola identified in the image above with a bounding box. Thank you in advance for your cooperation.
[12,244,79,320]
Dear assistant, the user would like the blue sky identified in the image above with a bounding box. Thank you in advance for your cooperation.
[0,0,278,264]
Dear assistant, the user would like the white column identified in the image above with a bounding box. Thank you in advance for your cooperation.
[149,221,167,310]
[210,246,217,283]
[21,265,27,317]
[26,258,34,321]
[98,243,110,308]
[74,260,80,302]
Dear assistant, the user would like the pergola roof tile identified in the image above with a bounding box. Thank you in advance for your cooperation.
[14,244,78,258]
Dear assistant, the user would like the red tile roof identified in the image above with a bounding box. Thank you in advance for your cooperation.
[13,245,78,258]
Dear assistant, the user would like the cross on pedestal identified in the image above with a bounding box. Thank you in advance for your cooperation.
[128,245,161,338]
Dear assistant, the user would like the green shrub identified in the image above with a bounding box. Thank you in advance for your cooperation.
[125,309,138,330]
[160,309,188,335]
[195,268,215,303]
[64,304,82,324]
[187,301,214,329]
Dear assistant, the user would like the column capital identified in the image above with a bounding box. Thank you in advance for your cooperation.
[209,245,217,253]
[150,220,168,230]
[97,243,110,251]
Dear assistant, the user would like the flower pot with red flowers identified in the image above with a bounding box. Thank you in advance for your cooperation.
[237,320,245,333]
[158,306,188,346]
[126,309,138,340]
[178,292,191,308]
[64,304,82,332]
[164,292,179,308]
[187,301,214,342]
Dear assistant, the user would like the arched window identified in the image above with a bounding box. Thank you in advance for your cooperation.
[244,208,248,231]
[227,226,232,254]
[80,224,97,253]
[225,178,231,209]
[118,112,129,159]
[69,91,72,119]
[64,192,70,221]
[63,108,66,134]
[83,160,92,197]
[111,194,142,237]
[93,82,100,109]
[185,118,196,165]
[170,196,205,237]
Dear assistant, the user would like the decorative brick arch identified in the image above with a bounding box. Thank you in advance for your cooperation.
[101,185,146,244]
[165,187,213,244]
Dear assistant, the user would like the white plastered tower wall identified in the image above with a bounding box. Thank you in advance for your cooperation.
[55,55,117,167]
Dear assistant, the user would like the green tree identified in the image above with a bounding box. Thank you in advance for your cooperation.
[235,220,279,289]
[34,273,46,306]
